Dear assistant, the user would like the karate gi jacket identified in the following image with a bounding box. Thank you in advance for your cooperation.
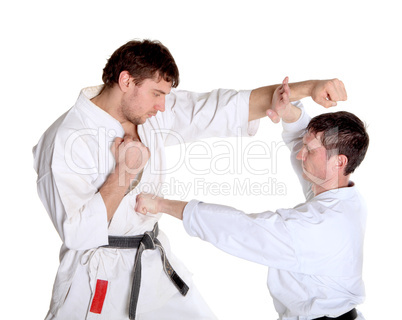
[33,85,259,319]
[183,103,367,320]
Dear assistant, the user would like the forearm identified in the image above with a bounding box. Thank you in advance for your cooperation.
[281,102,310,149]
[281,103,302,123]
[248,84,277,121]
[158,198,188,220]
[249,80,317,121]
[281,103,314,200]
[288,80,318,101]
[99,168,131,221]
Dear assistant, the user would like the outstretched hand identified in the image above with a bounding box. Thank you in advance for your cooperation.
[267,77,295,123]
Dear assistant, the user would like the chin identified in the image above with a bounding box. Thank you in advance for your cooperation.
[302,173,311,182]
[132,117,147,125]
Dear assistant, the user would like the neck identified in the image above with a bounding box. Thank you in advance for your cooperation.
[91,86,120,116]
[91,86,138,137]
[312,174,351,196]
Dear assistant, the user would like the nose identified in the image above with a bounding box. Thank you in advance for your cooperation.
[155,104,165,112]
[296,147,305,161]
[154,97,166,113]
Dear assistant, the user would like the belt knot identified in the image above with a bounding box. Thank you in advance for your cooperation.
[141,231,156,250]
[103,223,189,320]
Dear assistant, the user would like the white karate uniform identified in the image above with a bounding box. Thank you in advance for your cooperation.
[182,103,367,320]
[33,85,259,320]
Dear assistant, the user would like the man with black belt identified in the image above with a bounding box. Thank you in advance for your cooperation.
[33,39,348,319]
[136,77,368,319]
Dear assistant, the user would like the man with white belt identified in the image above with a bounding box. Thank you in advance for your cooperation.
[136,77,368,319]
[33,38,348,319]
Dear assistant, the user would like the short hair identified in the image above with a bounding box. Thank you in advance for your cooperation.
[307,111,369,175]
[102,39,179,89]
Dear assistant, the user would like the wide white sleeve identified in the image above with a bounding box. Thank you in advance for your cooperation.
[183,200,300,272]
[163,89,259,146]
[35,129,109,251]
[281,101,314,200]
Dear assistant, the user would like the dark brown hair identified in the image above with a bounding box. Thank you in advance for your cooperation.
[307,111,369,175]
[102,39,179,89]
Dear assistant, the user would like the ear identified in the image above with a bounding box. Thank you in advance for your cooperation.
[118,71,132,93]
[336,154,348,172]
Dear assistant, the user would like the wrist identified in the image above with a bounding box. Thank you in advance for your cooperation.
[160,199,187,220]
[282,104,302,123]
[156,197,166,213]
[115,164,142,187]
[289,80,317,101]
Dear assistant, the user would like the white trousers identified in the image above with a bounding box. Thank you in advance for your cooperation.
[45,284,217,320]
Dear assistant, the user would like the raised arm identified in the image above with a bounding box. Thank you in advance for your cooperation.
[268,77,315,200]
[249,78,347,121]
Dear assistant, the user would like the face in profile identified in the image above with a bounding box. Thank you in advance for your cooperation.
[121,77,172,125]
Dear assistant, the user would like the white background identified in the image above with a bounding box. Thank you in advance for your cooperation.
[1,0,401,319]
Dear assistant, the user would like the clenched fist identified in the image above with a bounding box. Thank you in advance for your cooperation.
[311,78,347,108]
[135,193,161,215]
[111,135,150,179]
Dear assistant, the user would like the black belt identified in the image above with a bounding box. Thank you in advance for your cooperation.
[103,223,189,319]
[313,308,357,320]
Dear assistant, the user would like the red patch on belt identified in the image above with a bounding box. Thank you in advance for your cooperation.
[90,279,108,314]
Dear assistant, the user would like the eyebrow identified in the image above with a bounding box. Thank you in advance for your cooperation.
[302,142,311,151]
[154,89,170,95]
[302,134,322,151]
